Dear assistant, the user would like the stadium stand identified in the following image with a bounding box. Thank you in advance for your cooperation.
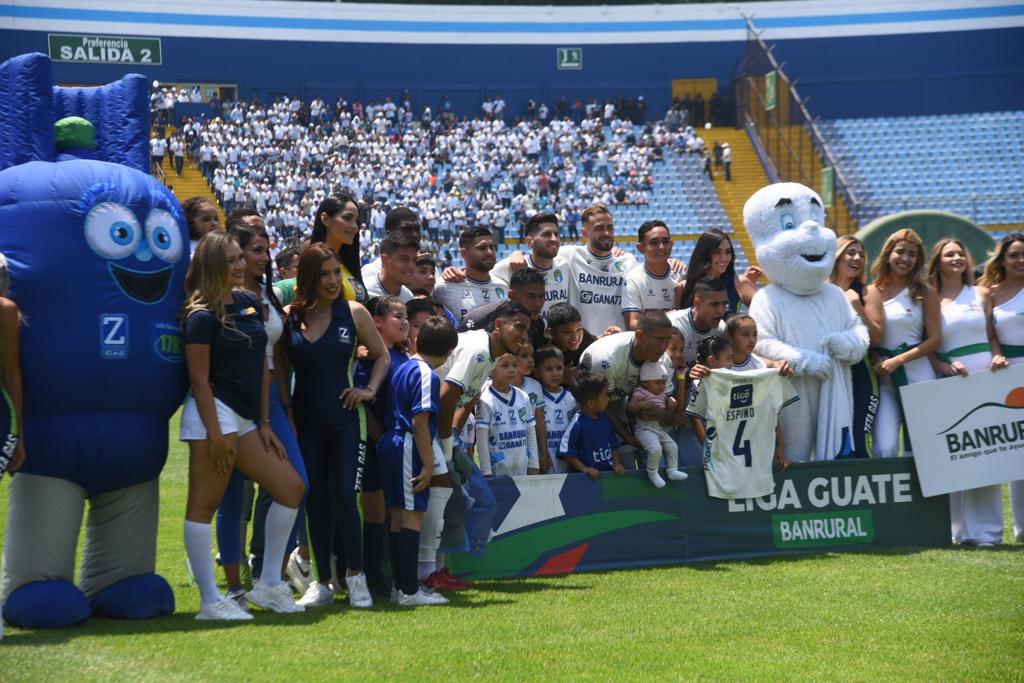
[820,112,1024,228]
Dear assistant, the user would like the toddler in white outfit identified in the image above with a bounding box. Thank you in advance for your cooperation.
[632,362,688,488]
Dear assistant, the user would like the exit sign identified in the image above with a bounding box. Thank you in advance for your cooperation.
[557,47,583,70]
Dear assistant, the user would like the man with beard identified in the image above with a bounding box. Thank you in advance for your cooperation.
[431,227,508,320]
[491,212,570,318]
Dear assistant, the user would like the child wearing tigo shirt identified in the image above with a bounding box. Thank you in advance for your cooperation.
[558,371,625,479]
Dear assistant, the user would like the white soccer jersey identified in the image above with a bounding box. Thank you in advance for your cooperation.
[491,253,571,316]
[541,386,578,474]
[440,329,497,407]
[731,354,767,372]
[360,257,383,282]
[685,368,799,499]
[364,274,414,302]
[432,275,509,321]
[519,376,546,414]
[667,307,727,373]
[475,384,538,476]
[622,264,681,314]
[579,331,675,414]
[561,245,637,336]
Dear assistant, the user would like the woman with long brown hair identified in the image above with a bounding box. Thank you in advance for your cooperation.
[863,228,941,458]
[980,232,1024,543]
[928,237,1007,546]
[283,243,389,608]
[179,231,305,621]
[829,235,882,457]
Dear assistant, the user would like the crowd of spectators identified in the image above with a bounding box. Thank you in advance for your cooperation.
[159,93,717,264]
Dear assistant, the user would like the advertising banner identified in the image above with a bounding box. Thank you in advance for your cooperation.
[448,458,949,579]
[49,34,162,65]
[901,364,1024,496]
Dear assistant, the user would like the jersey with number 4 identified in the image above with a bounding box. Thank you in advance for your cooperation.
[685,368,798,499]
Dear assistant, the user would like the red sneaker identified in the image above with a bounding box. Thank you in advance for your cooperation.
[437,568,475,589]
[424,569,473,591]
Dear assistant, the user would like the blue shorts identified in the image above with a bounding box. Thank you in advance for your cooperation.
[380,430,428,512]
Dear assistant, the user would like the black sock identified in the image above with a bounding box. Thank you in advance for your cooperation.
[399,528,420,596]
[363,521,385,587]
[388,530,402,588]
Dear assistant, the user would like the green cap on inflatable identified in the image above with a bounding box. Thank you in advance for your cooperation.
[54,116,96,151]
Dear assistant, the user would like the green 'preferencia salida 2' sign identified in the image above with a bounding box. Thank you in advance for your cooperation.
[48,34,162,66]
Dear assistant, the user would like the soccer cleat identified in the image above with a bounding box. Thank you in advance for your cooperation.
[425,568,474,591]
[346,573,374,609]
[247,582,305,613]
[296,582,335,607]
[647,470,666,488]
[226,587,250,613]
[666,469,689,482]
[285,548,314,595]
[196,596,254,621]
[397,587,450,606]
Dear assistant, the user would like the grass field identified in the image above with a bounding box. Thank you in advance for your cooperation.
[1,416,1022,682]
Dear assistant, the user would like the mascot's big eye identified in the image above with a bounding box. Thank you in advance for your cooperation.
[780,213,796,231]
[85,202,142,259]
[144,209,184,263]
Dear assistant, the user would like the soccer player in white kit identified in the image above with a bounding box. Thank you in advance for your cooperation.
[981,233,1024,542]
[560,204,637,336]
[623,220,682,330]
[491,212,570,317]
[929,238,1008,547]
[432,228,508,321]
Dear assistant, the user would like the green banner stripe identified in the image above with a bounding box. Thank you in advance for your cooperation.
[451,510,678,576]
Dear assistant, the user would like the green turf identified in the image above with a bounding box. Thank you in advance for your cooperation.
[1,416,1022,681]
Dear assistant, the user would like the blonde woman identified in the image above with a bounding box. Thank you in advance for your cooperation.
[928,237,1007,546]
[180,231,305,621]
[829,236,882,457]
[980,233,1024,542]
[863,229,941,458]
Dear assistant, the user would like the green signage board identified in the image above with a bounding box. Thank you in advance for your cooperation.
[822,166,835,208]
[557,47,583,70]
[449,458,949,579]
[765,70,777,111]
[48,34,162,66]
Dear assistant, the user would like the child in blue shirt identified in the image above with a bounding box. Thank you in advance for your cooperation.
[558,371,625,480]
[378,316,459,606]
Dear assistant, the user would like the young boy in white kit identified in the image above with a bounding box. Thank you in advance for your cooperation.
[631,361,688,488]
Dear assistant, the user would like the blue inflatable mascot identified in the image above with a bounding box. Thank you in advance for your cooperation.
[0,53,189,628]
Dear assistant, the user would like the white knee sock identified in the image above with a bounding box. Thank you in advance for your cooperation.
[418,486,452,580]
[184,520,220,607]
[258,502,298,588]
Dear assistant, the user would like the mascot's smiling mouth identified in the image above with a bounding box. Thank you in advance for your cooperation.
[109,263,173,304]
[802,253,826,263]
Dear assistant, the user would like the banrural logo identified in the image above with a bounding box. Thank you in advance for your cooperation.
[937,387,1024,461]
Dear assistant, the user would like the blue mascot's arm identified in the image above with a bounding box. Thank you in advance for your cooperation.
[0,52,55,172]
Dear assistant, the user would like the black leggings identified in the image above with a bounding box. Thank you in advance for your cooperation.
[296,413,367,581]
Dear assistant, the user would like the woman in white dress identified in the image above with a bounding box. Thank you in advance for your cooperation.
[864,229,941,458]
[980,233,1024,543]
[929,238,1008,546]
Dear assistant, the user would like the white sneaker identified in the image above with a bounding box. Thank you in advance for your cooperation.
[286,548,314,595]
[666,469,689,482]
[345,573,374,608]
[247,582,304,614]
[297,582,335,607]
[196,596,254,621]
[647,470,666,488]
[397,587,450,606]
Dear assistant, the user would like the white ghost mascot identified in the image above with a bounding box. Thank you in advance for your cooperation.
[745,182,869,461]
